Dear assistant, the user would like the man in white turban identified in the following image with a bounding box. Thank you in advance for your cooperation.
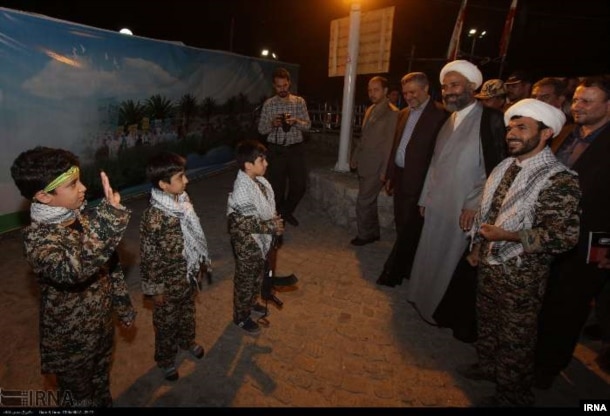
[456,98,581,406]
[407,60,506,342]
[439,59,483,90]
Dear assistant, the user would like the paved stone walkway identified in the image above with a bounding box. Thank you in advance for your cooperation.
[0,146,609,408]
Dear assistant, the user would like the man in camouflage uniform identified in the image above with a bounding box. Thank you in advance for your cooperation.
[10,147,136,407]
[140,152,209,381]
[228,140,284,334]
[458,100,581,406]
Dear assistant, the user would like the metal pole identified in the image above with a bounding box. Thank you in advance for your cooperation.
[334,1,361,172]
[470,36,476,57]
[407,44,415,73]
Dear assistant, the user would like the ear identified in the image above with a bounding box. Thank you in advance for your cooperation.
[34,190,52,204]
[541,127,555,143]
[158,179,169,191]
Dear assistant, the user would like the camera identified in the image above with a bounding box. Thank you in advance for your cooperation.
[278,113,292,133]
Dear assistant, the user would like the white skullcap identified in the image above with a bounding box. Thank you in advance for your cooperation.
[439,60,483,89]
[504,98,566,138]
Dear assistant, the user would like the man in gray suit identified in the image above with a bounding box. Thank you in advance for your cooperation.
[350,76,398,246]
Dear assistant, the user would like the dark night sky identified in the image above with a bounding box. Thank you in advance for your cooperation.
[1,0,609,104]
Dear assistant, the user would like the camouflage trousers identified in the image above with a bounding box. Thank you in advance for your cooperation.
[476,260,548,406]
[55,330,113,407]
[232,238,265,323]
[152,289,196,368]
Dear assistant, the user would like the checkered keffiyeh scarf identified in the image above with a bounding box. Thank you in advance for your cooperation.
[471,147,572,265]
[227,170,276,257]
[150,188,210,284]
[30,201,86,224]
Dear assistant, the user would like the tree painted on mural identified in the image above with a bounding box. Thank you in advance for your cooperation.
[178,93,198,136]
[145,94,175,121]
[200,96,217,124]
[118,99,146,129]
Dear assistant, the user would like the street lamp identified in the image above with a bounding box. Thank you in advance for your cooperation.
[468,28,486,57]
[260,49,278,60]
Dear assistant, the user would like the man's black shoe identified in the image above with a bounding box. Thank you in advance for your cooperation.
[272,274,298,286]
[595,345,610,374]
[456,363,494,382]
[533,375,555,390]
[350,236,380,246]
[284,213,299,226]
[584,323,602,341]
[376,271,396,287]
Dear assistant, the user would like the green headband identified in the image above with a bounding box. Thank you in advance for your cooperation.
[43,166,80,193]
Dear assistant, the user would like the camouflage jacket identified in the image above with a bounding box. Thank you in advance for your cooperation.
[140,206,195,298]
[480,170,581,269]
[22,200,135,374]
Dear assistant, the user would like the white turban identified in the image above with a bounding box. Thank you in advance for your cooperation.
[504,98,566,138]
[439,60,483,89]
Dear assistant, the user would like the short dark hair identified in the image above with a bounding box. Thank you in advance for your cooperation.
[236,139,267,171]
[579,75,610,101]
[146,151,186,189]
[533,77,567,97]
[369,76,389,90]
[11,146,80,200]
[273,67,291,82]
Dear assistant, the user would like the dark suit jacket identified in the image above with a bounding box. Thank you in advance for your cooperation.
[479,106,508,176]
[569,122,610,254]
[385,99,448,198]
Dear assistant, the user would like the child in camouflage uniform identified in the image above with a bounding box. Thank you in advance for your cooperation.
[228,139,284,334]
[140,151,210,381]
[10,147,136,407]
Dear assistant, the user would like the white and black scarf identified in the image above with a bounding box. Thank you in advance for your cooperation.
[30,201,85,225]
[150,188,210,284]
[227,170,276,257]
[471,147,574,265]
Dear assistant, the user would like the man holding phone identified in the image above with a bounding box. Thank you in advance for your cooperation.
[258,67,311,227]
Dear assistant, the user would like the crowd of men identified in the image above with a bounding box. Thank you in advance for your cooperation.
[347,61,610,407]
[255,63,609,407]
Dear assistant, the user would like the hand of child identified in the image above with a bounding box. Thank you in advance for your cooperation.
[274,215,285,236]
[152,294,166,307]
[100,171,121,208]
[120,317,135,329]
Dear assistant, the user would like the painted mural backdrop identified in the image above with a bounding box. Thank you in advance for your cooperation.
[0,7,299,232]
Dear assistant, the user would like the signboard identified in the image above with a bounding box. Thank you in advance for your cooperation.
[328,6,394,77]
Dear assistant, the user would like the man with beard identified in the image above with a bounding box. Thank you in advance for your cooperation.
[407,60,506,328]
[349,76,398,246]
[534,76,610,388]
[457,99,580,406]
[258,67,311,227]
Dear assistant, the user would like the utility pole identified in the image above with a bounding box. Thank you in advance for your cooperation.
[334,1,361,172]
